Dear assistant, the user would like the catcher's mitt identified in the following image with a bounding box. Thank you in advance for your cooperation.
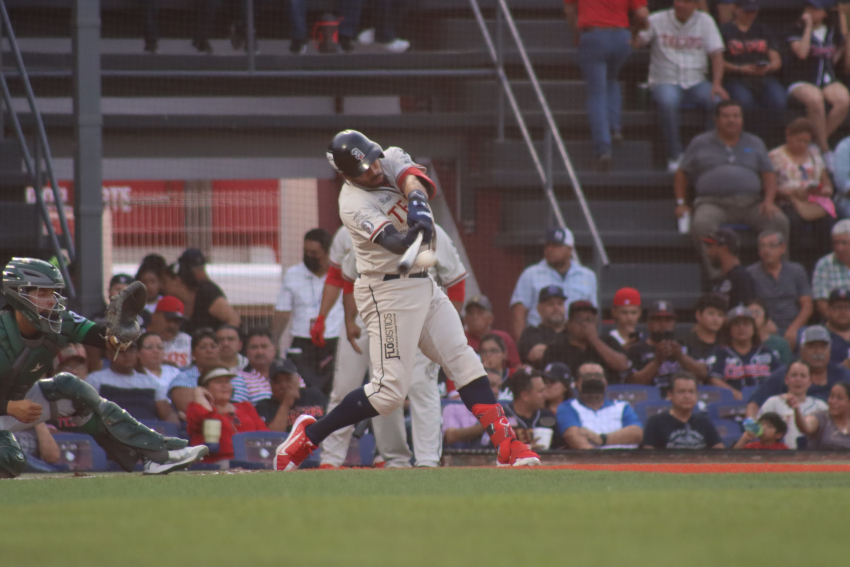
[105,280,147,353]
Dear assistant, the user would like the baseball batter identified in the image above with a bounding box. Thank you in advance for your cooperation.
[274,130,540,470]
[315,225,466,468]
[0,258,208,478]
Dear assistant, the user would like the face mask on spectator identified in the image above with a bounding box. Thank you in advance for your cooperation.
[303,254,321,272]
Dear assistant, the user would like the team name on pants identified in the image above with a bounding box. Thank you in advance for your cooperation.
[383,313,400,359]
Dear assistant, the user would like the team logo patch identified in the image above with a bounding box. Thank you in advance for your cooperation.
[382,313,400,359]
[351,147,366,161]
[361,220,374,234]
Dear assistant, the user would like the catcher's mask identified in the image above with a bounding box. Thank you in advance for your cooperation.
[2,258,67,334]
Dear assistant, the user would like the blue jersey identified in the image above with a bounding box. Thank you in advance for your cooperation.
[709,344,782,391]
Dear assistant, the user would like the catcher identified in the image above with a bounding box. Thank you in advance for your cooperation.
[0,258,208,478]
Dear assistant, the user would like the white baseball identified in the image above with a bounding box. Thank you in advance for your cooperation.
[413,250,437,269]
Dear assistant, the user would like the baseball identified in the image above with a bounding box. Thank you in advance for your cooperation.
[414,250,437,269]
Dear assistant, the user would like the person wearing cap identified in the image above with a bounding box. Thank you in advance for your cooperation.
[53,344,89,381]
[543,301,629,383]
[563,0,649,172]
[746,325,850,417]
[609,287,643,348]
[820,289,850,368]
[186,367,269,463]
[503,368,564,450]
[557,362,643,449]
[509,226,597,341]
[703,227,756,308]
[709,305,782,395]
[635,0,727,173]
[518,286,568,368]
[86,340,173,423]
[785,0,850,168]
[541,362,572,415]
[719,0,786,140]
[626,300,708,396]
[89,273,135,328]
[812,220,850,318]
[678,99,788,281]
[464,295,520,369]
[682,293,728,369]
[641,372,724,449]
[747,230,813,346]
[255,359,328,433]
[168,250,241,335]
[148,296,193,369]
[272,228,343,391]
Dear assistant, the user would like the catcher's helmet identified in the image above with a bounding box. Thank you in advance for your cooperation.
[326,130,384,178]
[2,257,66,334]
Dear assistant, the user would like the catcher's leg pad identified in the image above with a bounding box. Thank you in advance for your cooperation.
[38,373,170,471]
[0,430,27,479]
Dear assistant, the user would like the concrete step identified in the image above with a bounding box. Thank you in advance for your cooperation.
[433,19,574,51]
[600,263,702,310]
[485,138,653,171]
[457,80,623,113]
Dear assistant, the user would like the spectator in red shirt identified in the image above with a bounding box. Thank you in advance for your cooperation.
[464,295,520,368]
[564,0,649,171]
[733,411,789,449]
[186,367,269,463]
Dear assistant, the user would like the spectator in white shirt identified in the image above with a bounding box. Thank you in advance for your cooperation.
[758,360,827,449]
[136,331,181,394]
[272,228,344,394]
[636,0,728,171]
[148,295,192,369]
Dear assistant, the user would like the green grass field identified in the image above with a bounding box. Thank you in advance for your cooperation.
[2,468,847,567]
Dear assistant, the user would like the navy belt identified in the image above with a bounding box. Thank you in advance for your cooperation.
[383,272,428,281]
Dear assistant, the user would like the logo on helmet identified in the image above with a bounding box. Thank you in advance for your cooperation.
[351,147,366,161]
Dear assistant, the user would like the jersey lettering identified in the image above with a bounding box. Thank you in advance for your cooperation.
[387,200,408,224]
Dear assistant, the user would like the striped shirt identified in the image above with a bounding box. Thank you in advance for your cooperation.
[167,366,251,403]
[812,252,850,302]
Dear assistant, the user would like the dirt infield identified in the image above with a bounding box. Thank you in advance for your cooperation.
[540,463,850,473]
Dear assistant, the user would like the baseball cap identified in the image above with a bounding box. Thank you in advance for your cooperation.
[648,300,676,318]
[155,296,185,319]
[199,367,237,386]
[178,248,207,267]
[702,227,740,254]
[727,305,754,320]
[829,288,850,304]
[541,362,571,386]
[54,344,87,367]
[465,295,493,313]
[110,273,133,288]
[538,286,567,303]
[734,0,760,10]
[544,227,575,247]
[269,358,299,377]
[801,325,832,345]
[613,287,641,307]
[568,300,598,318]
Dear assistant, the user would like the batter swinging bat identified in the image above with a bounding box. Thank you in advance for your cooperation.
[397,231,424,274]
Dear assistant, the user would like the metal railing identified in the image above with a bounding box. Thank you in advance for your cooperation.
[0,0,76,297]
[468,0,609,272]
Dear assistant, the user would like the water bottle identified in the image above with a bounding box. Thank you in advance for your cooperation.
[678,211,690,234]
[743,417,762,437]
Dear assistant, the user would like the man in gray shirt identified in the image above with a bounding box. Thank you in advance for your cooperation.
[674,100,789,279]
[747,230,813,347]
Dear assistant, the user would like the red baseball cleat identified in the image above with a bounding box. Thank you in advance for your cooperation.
[274,415,318,471]
[497,439,541,467]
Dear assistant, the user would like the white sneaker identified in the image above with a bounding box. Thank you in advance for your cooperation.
[823,150,835,173]
[143,445,209,475]
[380,38,410,53]
[667,157,681,173]
[357,28,375,45]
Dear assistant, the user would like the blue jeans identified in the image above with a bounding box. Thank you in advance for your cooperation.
[578,28,632,157]
[289,0,364,41]
[725,77,787,138]
[651,81,715,160]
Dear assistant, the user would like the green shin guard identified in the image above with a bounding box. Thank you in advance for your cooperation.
[39,373,183,471]
[0,430,27,479]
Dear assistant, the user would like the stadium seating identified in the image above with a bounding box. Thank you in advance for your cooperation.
[51,433,109,472]
[632,400,672,425]
[696,387,737,405]
[231,431,325,469]
[706,401,749,423]
[606,384,661,405]
[140,419,182,439]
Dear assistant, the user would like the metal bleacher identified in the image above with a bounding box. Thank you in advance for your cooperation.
[1,0,826,319]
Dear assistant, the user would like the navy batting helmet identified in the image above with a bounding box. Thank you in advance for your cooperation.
[327,130,384,178]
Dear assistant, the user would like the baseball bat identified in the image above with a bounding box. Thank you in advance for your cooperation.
[397,230,424,274]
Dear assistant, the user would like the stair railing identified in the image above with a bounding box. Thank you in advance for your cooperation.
[468,0,609,272]
[0,0,76,297]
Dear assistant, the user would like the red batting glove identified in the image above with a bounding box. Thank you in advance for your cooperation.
[310,315,326,347]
